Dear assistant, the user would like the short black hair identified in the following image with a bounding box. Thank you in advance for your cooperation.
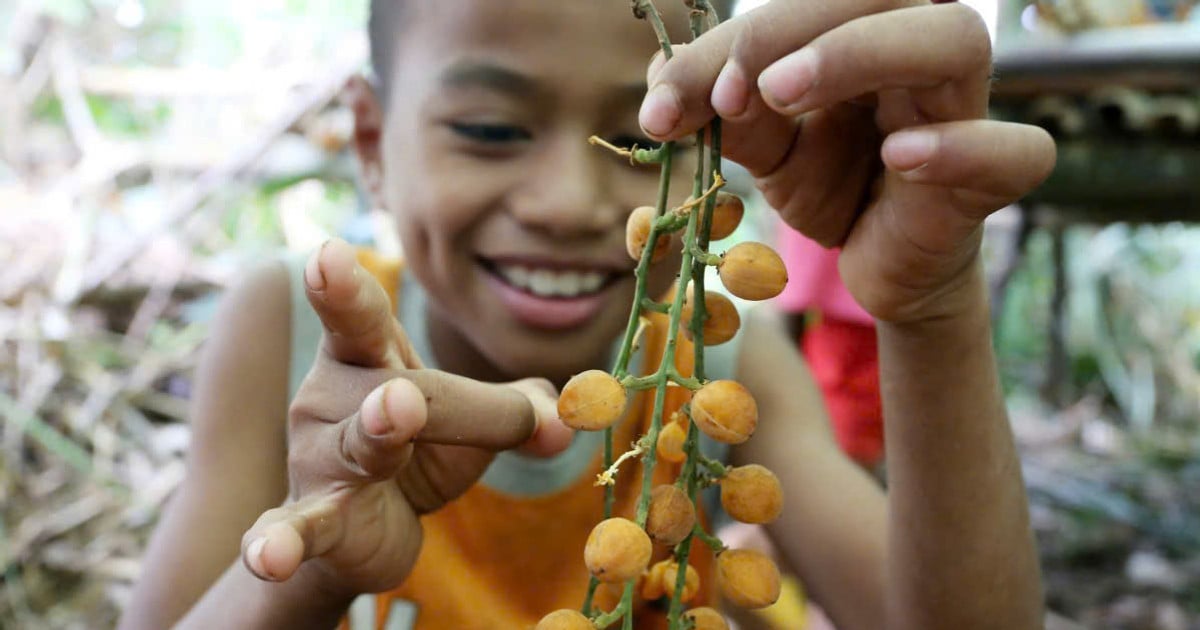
[367,0,734,99]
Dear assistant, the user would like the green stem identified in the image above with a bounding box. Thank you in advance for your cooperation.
[633,145,670,164]
[697,454,729,478]
[666,418,703,626]
[666,371,701,390]
[641,299,670,314]
[692,523,727,554]
[588,2,731,627]
[611,146,674,380]
[668,5,725,627]
[688,245,722,267]
[634,208,701,525]
[653,212,690,233]
[585,424,617,614]
[634,0,676,59]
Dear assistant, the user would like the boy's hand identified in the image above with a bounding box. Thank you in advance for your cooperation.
[642,0,1056,323]
[238,239,572,596]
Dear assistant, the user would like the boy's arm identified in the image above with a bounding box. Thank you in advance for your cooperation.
[118,263,298,630]
[734,268,1041,630]
[173,557,355,630]
[875,266,1041,630]
[732,312,887,629]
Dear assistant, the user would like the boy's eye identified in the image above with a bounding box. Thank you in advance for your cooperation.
[449,122,532,144]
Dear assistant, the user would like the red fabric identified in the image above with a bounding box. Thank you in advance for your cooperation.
[801,317,884,466]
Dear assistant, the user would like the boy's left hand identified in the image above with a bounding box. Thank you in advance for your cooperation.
[641,0,1056,323]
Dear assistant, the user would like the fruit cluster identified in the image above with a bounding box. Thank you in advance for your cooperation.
[537,2,790,628]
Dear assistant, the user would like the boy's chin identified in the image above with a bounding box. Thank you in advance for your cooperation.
[486,323,622,384]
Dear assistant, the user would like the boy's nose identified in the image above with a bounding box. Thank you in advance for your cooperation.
[509,133,621,238]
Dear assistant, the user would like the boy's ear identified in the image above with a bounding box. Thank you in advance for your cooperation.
[343,75,386,204]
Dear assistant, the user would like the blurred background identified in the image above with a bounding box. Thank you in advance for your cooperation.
[1,0,1198,628]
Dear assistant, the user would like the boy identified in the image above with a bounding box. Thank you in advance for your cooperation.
[120,1,1056,629]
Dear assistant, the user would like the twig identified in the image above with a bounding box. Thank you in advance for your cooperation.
[49,35,103,154]
[596,441,648,487]
[669,172,725,217]
[75,49,364,298]
[0,390,99,483]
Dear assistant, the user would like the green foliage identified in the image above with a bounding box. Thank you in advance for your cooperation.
[995,222,1200,428]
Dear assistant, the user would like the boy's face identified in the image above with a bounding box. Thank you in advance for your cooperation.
[355,0,696,382]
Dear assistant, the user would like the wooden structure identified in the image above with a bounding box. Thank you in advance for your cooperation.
[988,21,1200,402]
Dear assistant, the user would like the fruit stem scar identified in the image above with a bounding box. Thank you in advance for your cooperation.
[595,438,649,487]
[587,134,668,166]
[669,172,725,218]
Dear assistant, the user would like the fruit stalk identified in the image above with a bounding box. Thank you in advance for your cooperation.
[583,0,678,613]
[550,2,788,629]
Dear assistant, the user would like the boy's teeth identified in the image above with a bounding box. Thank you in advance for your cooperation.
[505,266,530,286]
[581,272,604,292]
[530,270,556,295]
[494,264,608,297]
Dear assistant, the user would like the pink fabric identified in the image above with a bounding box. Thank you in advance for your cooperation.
[774,221,874,325]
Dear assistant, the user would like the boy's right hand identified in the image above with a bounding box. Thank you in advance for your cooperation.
[238,239,572,597]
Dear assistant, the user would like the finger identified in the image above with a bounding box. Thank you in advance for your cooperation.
[880,120,1056,215]
[241,498,342,582]
[507,378,575,458]
[757,103,882,247]
[332,378,425,481]
[711,93,800,178]
[641,0,916,140]
[404,370,539,450]
[305,238,422,368]
[756,4,990,119]
[291,367,539,455]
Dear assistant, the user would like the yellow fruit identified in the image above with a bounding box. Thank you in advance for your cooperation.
[558,370,627,431]
[659,560,701,603]
[683,607,729,630]
[681,288,741,346]
[690,380,758,444]
[645,485,696,547]
[717,242,788,301]
[656,421,688,464]
[719,464,783,525]
[716,549,781,609]
[584,518,652,583]
[708,192,744,241]
[595,581,623,611]
[640,560,669,600]
[535,609,595,630]
[626,206,670,263]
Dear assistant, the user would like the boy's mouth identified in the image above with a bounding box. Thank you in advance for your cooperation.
[477,257,627,330]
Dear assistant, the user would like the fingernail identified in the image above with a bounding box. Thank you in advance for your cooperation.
[247,537,275,580]
[883,130,939,173]
[304,241,329,291]
[711,61,749,118]
[759,47,819,111]
[362,384,392,436]
[640,83,681,137]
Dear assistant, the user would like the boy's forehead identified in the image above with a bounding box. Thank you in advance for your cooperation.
[438,61,649,105]
[399,0,693,81]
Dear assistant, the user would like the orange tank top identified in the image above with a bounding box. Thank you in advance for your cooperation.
[329,249,720,630]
